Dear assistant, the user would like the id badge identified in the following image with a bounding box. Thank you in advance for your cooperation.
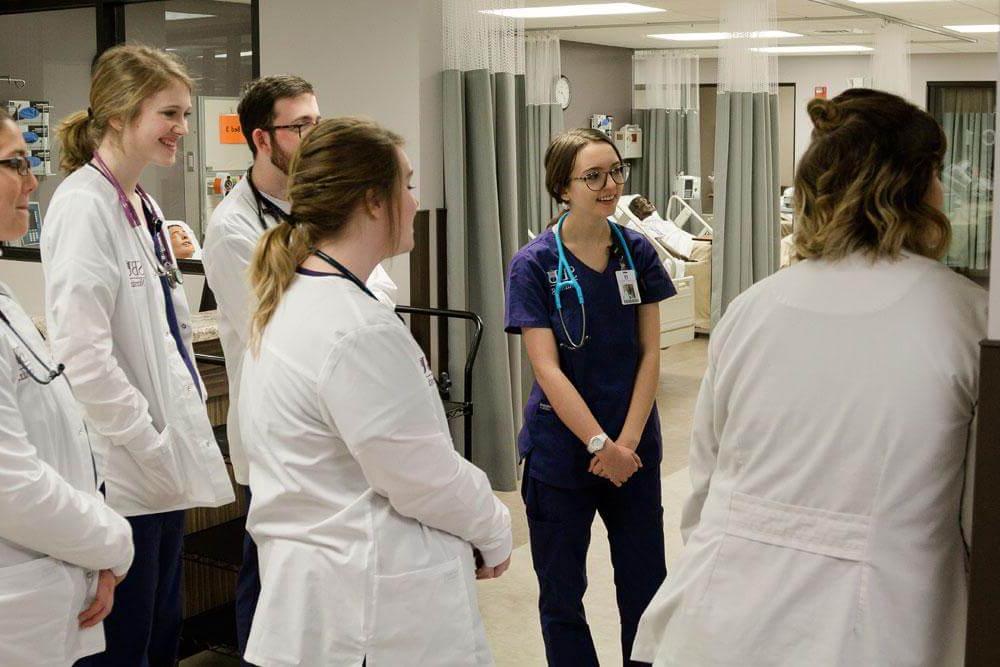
[616,270,641,305]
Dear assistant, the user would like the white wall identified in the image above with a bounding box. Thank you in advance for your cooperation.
[259,0,446,305]
[702,52,998,167]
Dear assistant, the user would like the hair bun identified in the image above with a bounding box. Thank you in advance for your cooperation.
[808,98,841,133]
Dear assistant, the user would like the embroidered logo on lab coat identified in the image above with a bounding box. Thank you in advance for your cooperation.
[126,260,145,288]
[547,267,578,295]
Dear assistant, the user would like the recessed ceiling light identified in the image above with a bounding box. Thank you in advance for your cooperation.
[164,11,215,20]
[944,24,1000,33]
[752,45,874,54]
[649,30,801,41]
[481,3,665,19]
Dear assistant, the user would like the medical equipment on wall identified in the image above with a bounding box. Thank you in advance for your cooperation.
[613,125,642,159]
[665,195,713,236]
[91,151,184,288]
[780,186,795,214]
[5,99,52,176]
[591,114,614,136]
[0,308,65,385]
[674,173,701,201]
[553,211,636,350]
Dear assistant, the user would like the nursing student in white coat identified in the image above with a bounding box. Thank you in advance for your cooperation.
[239,117,512,667]
[40,45,234,666]
[632,89,985,666]
[202,75,396,661]
[0,108,134,667]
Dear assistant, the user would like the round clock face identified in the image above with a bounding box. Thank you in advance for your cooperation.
[555,76,571,110]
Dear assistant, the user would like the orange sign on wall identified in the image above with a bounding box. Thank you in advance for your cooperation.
[814,85,828,100]
[219,114,244,144]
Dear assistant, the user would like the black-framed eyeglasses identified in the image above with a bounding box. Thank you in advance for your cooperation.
[571,163,630,191]
[268,119,321,139]
[0,155,40,177]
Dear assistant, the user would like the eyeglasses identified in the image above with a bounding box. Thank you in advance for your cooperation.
[0,155,39,177]
[269,119,321,139]
[571,163,630,191]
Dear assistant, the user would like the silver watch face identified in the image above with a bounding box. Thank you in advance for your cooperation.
[588,434,606,453]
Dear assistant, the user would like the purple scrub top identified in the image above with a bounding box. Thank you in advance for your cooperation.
[504,223,676,489]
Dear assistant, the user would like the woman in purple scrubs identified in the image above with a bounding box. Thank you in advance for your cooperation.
[505,128,674,666]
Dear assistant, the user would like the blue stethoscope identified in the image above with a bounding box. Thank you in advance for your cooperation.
[552,211,636,350]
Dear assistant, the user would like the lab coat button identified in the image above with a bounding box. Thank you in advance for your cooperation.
[185,384,194,393]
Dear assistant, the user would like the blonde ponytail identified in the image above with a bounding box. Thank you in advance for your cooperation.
[57,110,97,173]
[248,222,311,353]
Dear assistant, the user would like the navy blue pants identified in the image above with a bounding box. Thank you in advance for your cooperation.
[236,486,261,665]
[75,510,185,667]
[523,460,666,667]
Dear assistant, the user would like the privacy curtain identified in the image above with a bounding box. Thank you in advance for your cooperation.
[632,51,701,213]
[711,0,781,325]
[442,0,522,490]
[930,86,996,272]
[523,32,564,238]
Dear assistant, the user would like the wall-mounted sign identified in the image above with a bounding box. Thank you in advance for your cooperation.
[814,85,828,100]
[219,114,244,144]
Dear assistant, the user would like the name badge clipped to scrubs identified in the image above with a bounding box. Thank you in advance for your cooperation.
[616,269,641,305]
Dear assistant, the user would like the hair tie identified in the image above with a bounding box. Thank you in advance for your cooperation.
[282,211,297,227]
[86,107,94,120]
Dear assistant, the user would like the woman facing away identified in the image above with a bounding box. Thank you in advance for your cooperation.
[239,117,512,667]
[632,88,985,667]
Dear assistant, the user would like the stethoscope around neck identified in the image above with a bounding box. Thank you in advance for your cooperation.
[89,152,183,288]
[0,307,65,385]
[552,211,636,351]
[247,166,288,231]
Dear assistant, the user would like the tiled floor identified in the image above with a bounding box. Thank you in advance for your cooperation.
[181,337,709,666]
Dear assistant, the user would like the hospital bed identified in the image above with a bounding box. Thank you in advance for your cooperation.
[615,194,713,334]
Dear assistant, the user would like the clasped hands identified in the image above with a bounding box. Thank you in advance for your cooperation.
[589,438,642,487]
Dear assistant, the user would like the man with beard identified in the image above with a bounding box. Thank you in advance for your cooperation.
[201,75,397,664]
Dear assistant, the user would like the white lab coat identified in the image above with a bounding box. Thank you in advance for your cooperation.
[203,176,398,485]
[632,253,985,666]
[0,283,133,667]
[240,274,511,667]
[41,166,235,516]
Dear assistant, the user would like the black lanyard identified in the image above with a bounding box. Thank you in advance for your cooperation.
[311,250,404,323]
[246,166,287,231]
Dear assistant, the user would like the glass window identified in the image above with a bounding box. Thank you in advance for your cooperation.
[0,7,96,248]
[125,0,254,244]
[929,82,996,277]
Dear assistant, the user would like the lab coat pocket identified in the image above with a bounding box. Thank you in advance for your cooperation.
[0,557,77,667]
[126,426,185,506]
[691,492,871,661]
[369,557,477,666]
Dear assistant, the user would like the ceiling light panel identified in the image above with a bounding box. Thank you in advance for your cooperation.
[944,25,1000,33]
[752,45,874,54]
[164,11,215,20]
[481,3,666,19]
[649,30,802,41]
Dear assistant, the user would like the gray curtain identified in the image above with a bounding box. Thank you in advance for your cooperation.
[524,103,563,237]
[711,91,780,324]
[443,68,521,491]
[631,108,701,213]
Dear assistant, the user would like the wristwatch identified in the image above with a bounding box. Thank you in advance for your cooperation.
[586,432,609,454]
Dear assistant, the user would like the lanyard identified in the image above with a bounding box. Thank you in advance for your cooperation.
[88,153,183,288]
[311,250,404,323]
[247,166,288,231]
